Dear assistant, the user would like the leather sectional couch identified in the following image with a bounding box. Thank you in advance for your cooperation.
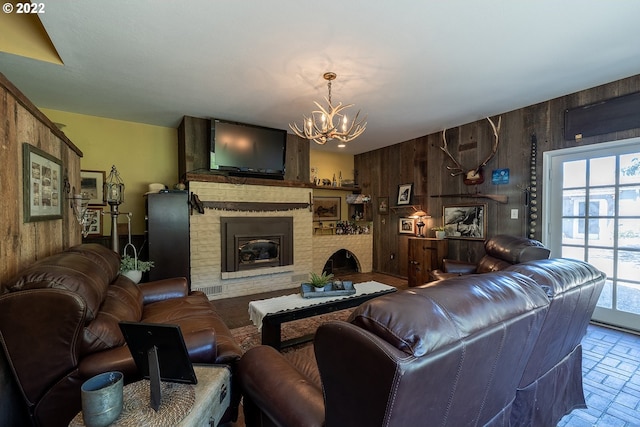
[430,234,551,280]
[0,243,242,427]
[239,256,605,427]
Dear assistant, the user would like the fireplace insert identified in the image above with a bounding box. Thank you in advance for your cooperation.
[221,217,293,272]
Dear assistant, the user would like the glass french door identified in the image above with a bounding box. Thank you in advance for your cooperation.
[544,137,640,332]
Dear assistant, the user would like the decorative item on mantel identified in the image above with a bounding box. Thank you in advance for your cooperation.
[289,72,367,148]
[346,194,371,204]
[335,221,369,235]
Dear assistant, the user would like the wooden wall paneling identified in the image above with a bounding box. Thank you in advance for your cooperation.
[178,115,209,180]
[284,134,309,183]
[358,74,640,276]
[0,86,21,284]
[0,73,82,287]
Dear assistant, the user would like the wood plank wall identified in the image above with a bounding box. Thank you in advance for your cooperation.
[0,73,83,287]
[356,74,640,277]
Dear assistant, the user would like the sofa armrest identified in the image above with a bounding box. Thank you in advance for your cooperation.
[239,345,325,427]
[0,289,86,406]
[442,259,477,274]
[138,277,188,304]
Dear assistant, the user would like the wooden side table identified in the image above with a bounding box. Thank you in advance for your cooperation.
[70,365,230,427]
[408,237,448,287]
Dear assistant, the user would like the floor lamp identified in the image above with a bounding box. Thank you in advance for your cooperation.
[104,165,125,252]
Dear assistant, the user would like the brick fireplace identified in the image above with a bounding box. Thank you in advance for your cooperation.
[189,180,373,299]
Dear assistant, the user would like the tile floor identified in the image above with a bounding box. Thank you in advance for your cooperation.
[558,324,640,427]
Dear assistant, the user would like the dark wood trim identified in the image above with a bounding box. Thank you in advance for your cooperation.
[0,72,83,157]
[202,201,310,211]
[186,172,314,188]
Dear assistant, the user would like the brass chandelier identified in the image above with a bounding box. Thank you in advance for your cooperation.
[289,72,367,146]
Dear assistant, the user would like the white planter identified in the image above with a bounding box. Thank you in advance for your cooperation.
[435,231,446,239]
[122,270,142,284]
[314,285,326,292]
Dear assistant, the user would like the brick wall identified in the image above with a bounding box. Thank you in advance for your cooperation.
[189,181,373,299]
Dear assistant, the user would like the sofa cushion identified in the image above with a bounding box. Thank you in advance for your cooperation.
[505,258,604,297]
[80,275,143,355]
[348,272,550,357]
[5,249,118,321]
[485,235,550,264]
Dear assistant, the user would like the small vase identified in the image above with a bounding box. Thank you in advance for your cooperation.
[435,231,446,239]
[122,270,142,284]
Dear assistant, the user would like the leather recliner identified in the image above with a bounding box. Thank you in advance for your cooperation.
[430,234,550,281]
[0,243,242,427]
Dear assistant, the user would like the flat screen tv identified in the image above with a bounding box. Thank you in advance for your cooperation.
[210,119,287,180]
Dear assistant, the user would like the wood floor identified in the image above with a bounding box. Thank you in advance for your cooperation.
[210,272,408,329]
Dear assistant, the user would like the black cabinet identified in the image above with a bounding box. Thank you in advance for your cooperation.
[146,191,190,287]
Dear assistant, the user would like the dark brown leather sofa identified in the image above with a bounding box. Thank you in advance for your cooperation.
[0,243,242,427]
[239,257,605,427]
[430,234,551,281]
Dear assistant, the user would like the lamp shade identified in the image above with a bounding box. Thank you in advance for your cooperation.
[410,210,429,219]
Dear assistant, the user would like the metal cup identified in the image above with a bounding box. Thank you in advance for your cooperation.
[81,371,124,427]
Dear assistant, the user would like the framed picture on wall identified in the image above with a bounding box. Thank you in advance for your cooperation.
[397,183,412,205]
[313,196,341,221]
[84,207,103,236]
[398,217,415,234]
[81,170,106,205]
[22,143,63,222]
[378,196,389,214]
[443,203,487,240]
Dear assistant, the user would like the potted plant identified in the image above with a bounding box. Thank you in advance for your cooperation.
[308,271,334,292]
[432,226,446,239]
[120,254,154,284]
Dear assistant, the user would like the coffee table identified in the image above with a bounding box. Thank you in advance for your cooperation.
[248,281,396,350]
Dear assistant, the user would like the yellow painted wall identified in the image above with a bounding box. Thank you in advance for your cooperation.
[309,149,354,184]
[41,109,178,235]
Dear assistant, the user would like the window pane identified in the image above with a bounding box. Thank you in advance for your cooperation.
[617,250,640,282]
[562,189,585,216]
[589,156,616,186]
[597,279,613,309]
[619,185,640,216]
[617,281,640,315]
[562,219,584,244]
[563,160,586,188]
[620,153,640,184]
[562,245,584,260]
[588,248,614,277]
[619,219,640,249]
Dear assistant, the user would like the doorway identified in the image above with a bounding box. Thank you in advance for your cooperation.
[544,137,640,332]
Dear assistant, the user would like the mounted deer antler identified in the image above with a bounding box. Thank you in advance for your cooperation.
[441,116,501,185]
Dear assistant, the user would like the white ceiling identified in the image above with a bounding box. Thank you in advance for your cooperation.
[2,1,640,154]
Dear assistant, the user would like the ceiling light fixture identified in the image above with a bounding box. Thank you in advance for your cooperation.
[289,72,367,146]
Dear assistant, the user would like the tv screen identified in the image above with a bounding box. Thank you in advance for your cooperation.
[210,119,287,179]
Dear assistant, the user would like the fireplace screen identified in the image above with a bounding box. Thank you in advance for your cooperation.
[221,217,293,273]
[237,237,281,268]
